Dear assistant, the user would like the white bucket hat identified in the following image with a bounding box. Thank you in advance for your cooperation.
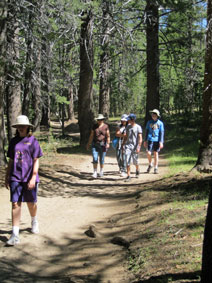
[149,109,160,117]
[12,115,34,128]
[96,114,105,120]
[121,114,128,121]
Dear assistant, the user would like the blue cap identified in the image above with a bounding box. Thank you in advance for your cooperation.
[128,113,136,120]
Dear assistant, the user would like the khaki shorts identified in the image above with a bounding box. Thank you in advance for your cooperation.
[125,148,139,166]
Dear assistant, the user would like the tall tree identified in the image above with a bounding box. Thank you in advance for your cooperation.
[68,84,75,121]
[0,0,7,166]
[159,0,205,115]
[198,1,212,280]
[78,9,94,145]
[31,0,45,131]
[40,39,50,128]
[145,0,159,124]
[201,189,212,282]
[195,0,212,173]
[99,0,111,119]
[32,44,42,131]
[6,0,22,141]
[22,1,34,116]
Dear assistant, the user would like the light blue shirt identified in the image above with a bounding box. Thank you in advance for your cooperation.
[145,119,164,143]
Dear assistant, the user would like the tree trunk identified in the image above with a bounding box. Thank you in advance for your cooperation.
[78,10,94,146]
[68,85,75,121]
[40,39,50,128]
[145,0,159,124]
[201,187,212,282]
[195,0,212,173]
[199,2,212,280]
[32,45,42,131]
[6,1,22,141]
[99,1,110,119]
[0,0,7,166]
[22,3,34,116]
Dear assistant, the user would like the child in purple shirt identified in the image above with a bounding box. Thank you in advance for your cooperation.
[5,115,43,245]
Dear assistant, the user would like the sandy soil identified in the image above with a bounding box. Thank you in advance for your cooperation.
[0,146,168,283]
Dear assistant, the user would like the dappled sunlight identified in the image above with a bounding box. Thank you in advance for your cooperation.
[0,120,208,282]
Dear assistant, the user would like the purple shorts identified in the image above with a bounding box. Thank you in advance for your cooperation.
[10,182,38,203]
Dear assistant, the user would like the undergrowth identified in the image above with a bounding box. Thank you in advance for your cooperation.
[31,115,209,282]
[124,113,209,282]
[164,113,201,176]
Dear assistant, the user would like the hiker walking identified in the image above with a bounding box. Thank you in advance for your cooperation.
[123,113,142,181]
[115,114,128,177]
[144,109,164,174]
[5,115,43,245]
[86,114,110,178]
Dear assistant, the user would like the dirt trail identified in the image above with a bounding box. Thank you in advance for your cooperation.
[0,146,168,283]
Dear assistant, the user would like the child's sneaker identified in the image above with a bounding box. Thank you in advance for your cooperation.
[99,171,104,177]
[125,176,131,182]
[154,168,158,174]
[92,172,97,178]
[136,170,140,177]
[7,234,20,246]
[31,221,39,234]
[121,172,127,177]
[146,165,153,173]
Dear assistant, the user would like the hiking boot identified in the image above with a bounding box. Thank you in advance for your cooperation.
[125,176,131,182]
[31,221,39,234]
[7,234,20,246]
[154,168,158,174]
[136,170,140,178]
[92,172,97,178]
[146,165,153,173]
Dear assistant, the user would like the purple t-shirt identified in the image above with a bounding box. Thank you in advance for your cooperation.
[7,135,43,183]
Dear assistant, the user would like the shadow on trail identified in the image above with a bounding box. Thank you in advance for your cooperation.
[38,162,169,200]
[0,168,208,282]
[0,210,202,283]
[132,271,201,282]
[0,222,129,282]
[39,162,211,203]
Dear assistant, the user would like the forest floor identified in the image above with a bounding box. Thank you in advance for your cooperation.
[0,120,210,283]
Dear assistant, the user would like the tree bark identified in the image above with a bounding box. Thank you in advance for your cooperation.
[195,0,212,173]
[0,0,7,166]
[145,0,159,124]
[22,2,34,116]
[99,1,111,119]
[199,2,212,280]
[68,85,75,121]
[201,187,212,282]
[78,10,94,146]
[40,39,50,128]
[6,0,22,141]
[32,45,42,131]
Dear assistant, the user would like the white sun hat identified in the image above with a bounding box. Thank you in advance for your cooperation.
[96,114,105,120]
[149,109,160,117]
[121,114,128,121]
[12,115,34,128]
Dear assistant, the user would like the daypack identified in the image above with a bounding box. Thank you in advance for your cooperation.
[112,136,119,150]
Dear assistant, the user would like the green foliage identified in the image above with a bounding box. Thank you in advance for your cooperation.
[164,112,201,175]
[159,1,205,114]
[3,0,207,119]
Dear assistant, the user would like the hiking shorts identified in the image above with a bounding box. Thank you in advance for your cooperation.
[10,181,38,203]
[147,141,160,153]
[125,148,139,166]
